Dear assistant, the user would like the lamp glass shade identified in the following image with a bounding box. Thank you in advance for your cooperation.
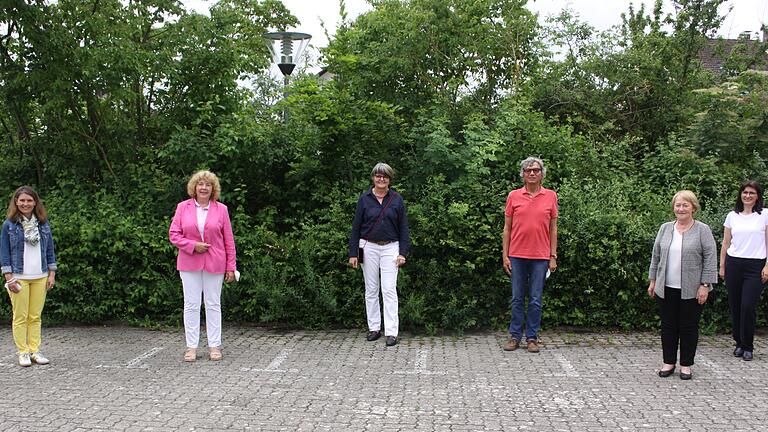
[263,32,312,76]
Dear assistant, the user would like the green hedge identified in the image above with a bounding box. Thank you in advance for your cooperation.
[3,171,765,333]
[3,97,768,334]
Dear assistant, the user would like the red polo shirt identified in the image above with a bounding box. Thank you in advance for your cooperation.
[505,187,558,259]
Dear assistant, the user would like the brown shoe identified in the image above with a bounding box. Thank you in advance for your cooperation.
[527,340,540,353]
[209,347,222,361]
[184,348,197,362]
[502,339,520,351]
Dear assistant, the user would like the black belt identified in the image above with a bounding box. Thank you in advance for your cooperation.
[370,240,392,246]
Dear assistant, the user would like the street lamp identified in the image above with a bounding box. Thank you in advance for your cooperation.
[262,31,312,99]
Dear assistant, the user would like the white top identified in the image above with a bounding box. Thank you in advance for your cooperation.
[13,241,46,280]
[195,200,209,241]
[664,226,683,288]
[724,211,768,259]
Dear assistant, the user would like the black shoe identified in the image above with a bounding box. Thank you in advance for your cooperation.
[366,331,381,342]
[658,366,676,378]
[734,347,744,357]
[385,336,398,347]
[680,371,692,380]
[743,351,754,361]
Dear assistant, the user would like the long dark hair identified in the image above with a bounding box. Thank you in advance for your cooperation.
[734,180,764,214]
[6,186,48,222]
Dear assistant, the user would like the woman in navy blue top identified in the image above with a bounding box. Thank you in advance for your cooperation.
[349,163,410,346]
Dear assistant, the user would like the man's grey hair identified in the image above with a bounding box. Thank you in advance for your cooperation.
[371,162,395,180]
[519,156,546,179]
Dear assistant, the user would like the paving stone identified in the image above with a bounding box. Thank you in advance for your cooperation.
[0,327,766,431]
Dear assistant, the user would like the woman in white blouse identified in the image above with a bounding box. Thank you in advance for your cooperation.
[720,180,768,362]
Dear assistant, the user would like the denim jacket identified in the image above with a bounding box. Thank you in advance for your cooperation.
[0,218,58,275]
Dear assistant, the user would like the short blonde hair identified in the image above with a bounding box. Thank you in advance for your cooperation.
[672,190,700,213]
[186,170,221,201]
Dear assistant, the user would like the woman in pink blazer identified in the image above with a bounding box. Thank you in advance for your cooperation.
[169,170,236,362]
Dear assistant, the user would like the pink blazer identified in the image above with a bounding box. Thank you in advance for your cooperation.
[169,199,237,273]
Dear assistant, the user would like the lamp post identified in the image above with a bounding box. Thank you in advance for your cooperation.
[262,31,312,103]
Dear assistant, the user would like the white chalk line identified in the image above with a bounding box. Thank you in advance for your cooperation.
[96,347,164,369]
[241,348,298,373]
[396,348,446,375]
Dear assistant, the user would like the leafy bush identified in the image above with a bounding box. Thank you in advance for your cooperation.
[5,1,768,334]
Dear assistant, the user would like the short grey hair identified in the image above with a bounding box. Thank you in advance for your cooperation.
[519,156,546,179]
[371,162,395,180]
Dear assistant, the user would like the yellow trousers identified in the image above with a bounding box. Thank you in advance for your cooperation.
[8,277,48,353]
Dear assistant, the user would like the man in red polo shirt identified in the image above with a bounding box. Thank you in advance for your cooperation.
[501,157,558,353]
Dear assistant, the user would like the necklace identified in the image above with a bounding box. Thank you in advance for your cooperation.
[676,220,694,232]
[374,190,388,199]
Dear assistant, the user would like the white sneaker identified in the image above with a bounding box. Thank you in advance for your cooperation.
[18,353,31,367]
[30,352,49,365]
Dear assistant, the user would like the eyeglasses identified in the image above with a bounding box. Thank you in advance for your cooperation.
[374,174,389,179]
[524,168,542,175]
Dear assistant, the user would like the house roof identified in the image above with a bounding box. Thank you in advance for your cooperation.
[699,31,768,76]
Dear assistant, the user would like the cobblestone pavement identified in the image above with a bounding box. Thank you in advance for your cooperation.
[1,327,768,431]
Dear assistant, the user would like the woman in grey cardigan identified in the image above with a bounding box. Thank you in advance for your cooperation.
[648,190,717,380]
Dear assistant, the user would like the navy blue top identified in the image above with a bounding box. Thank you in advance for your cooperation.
[348,188,410,257]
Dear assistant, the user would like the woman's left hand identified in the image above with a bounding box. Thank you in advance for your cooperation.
[225,271,235,283]
[396,255,406,267]
[697,284,709,305]
[46,273,55,291]
[762,267,768,284]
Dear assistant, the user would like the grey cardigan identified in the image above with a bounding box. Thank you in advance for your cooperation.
[648,220,718,299]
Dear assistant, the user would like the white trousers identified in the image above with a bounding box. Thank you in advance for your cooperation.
[179,270,224,348]
[360,240,399,337]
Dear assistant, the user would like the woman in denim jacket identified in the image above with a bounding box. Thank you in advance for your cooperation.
[0,186,57,367]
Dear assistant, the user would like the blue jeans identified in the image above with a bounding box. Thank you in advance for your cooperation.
[508,257,549,341]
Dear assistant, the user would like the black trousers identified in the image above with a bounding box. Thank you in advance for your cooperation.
[725,255,766,352]
[657,287,704,366]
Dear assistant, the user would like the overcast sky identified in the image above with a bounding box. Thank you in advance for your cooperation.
[184,0,768,73]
